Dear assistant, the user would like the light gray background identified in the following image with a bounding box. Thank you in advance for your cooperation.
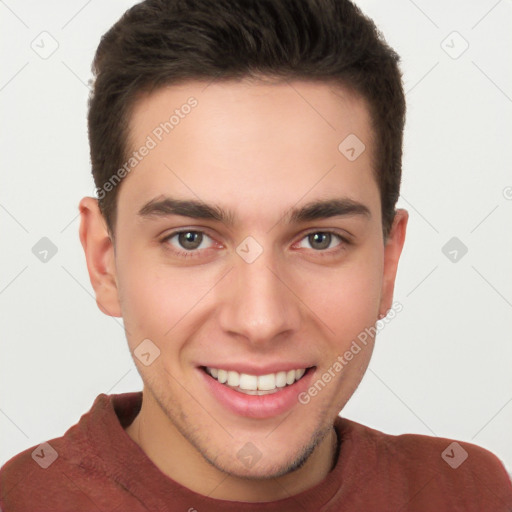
[1,0,511,475]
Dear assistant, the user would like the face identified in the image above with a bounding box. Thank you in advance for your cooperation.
[81,79,407,480]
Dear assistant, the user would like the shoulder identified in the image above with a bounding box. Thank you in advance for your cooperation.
[0,393,145,512]
[337,417,512,510]
[0,434,104,510]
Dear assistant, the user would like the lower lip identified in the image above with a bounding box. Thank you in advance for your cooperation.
[199,367,316,419]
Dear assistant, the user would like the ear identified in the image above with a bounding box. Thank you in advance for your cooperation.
[78,197,122,317]
[378,209,408,318]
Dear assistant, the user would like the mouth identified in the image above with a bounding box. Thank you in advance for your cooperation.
[201,366,311,395]
[199,365,316,419]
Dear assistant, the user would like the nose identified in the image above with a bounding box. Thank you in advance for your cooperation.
[217,249,301,346]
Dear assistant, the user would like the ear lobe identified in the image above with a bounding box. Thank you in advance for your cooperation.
[378,209,408,318]
[78,197,122,318]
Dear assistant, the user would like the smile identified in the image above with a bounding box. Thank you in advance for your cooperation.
[203,367,309,395]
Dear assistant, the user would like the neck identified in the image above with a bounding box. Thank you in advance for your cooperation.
[125,388,339,502]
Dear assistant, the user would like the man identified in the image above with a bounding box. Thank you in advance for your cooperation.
[1,0,511,510]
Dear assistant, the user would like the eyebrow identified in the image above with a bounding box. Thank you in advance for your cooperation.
[138,196,233,223]
[287,198,371,223]
[137,196,371,225]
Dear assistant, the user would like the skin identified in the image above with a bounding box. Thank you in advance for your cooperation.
[79,79,408,502]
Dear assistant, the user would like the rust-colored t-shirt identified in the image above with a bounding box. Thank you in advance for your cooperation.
[1,392,511,511]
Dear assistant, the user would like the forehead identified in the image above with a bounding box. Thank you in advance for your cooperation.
[118,79,379,226]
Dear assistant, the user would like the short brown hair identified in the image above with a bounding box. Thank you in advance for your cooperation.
[88,0,405,241]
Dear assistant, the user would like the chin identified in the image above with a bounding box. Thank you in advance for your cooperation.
[207,429,324,481]
[211,453,306,481]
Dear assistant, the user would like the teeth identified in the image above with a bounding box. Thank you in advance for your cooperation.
[239,373,258,390]
[217,369,228,384]
[257,373,275,390]
[205,367,308,392]
[275,371,287,388]
[238,388,279,396]
[227,371,239,387]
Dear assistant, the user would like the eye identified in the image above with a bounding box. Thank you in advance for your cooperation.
[297,232,345,251]
[165,230,215,252]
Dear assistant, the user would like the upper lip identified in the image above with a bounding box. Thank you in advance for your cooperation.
[199,363,315,375]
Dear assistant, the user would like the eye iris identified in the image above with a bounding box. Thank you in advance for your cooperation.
[309,232,331,250]
[178,231,203,250]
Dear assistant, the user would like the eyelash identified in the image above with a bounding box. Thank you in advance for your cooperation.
[160,229,351,259]
[159,230,216,260]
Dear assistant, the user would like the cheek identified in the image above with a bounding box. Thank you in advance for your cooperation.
[114,245,173,343]
[115,248,219,349]
[294,244,384,343]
